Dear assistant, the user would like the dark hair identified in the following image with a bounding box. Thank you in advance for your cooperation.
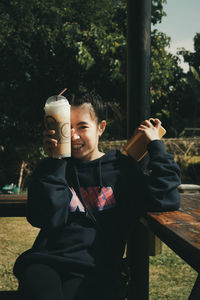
[70,91,105,124]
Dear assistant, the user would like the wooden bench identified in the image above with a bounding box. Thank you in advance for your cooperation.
[124,190,200,299]
[1,193,200,299]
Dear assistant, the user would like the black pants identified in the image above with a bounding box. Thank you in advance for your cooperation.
[18,263,120,300]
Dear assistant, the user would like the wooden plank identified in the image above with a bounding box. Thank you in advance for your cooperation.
[147,213,200,272]
[149,210,200,226]
[140,217,162,256]
[147,229,162,256]
[0,194,27,201]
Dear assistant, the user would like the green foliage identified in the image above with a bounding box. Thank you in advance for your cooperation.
[0,0,188,184]
[176,33,200,132]
[150,29,186,136]
[0,0,128,147]
[151,0,167,25]
[0,0,173,148]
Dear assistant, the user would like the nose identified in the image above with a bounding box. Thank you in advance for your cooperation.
[71,128,80,141]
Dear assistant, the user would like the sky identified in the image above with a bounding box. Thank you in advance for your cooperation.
[153,0,200,72]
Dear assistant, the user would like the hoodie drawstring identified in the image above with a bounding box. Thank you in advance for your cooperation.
[98,160,103,192]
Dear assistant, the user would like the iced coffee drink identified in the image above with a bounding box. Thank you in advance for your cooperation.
[44,94,71,158]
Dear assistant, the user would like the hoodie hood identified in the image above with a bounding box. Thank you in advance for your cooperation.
[69,150,122,190]
[70,150,120,165]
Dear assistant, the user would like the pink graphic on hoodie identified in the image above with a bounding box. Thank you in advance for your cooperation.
[69,187,116,212]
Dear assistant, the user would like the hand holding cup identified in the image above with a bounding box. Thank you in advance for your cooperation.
[43,129,57,157]
[43,90,71,159]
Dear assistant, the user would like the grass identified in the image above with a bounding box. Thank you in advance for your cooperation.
[0,217,39,291]
[149,244,197,299]
[0,218,197,299]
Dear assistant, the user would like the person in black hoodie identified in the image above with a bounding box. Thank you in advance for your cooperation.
[13,91,181,300]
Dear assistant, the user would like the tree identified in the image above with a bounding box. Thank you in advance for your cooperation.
[0,0,175,146]
[0,0,127,187]
[0,0,127,146]
[177,33,200,133]
[0,0,183,186]
[150,29,186,137]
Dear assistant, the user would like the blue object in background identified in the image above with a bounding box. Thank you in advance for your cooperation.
[1,183,19,194]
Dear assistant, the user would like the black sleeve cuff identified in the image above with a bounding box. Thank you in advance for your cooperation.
[147,140,168,158]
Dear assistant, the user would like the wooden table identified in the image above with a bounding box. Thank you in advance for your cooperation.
[129,193,200,300]
[0,193,200,300]
[147,193,200,300]
[147,193,200,273]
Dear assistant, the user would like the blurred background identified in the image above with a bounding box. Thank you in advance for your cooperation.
[0,0,200,190]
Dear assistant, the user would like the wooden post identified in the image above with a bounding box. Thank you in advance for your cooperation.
[127,0,151,138]
[126,0,152,299]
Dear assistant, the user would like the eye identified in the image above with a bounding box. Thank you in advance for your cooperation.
[79,125,88,130]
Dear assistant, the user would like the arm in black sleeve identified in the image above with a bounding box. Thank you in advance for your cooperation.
[27,158,72,229]
[141,140,181,212]
[126,140,181,214]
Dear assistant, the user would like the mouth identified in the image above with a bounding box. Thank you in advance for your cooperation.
[71,144,84,151]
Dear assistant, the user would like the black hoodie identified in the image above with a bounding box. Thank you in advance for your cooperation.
[13,140,181,278]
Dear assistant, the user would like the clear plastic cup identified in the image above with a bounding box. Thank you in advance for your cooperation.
[44,95,71,158]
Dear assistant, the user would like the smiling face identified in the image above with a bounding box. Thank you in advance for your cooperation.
[70,103,106,161]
